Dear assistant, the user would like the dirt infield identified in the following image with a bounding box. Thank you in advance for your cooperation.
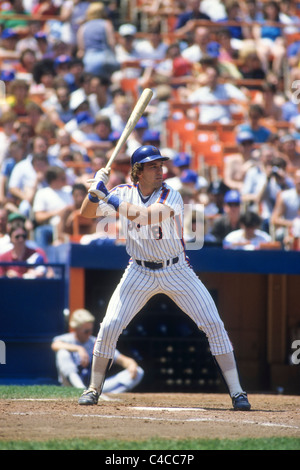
[1,393,300,443]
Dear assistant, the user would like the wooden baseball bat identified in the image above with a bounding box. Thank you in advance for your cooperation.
[87,88,153,182]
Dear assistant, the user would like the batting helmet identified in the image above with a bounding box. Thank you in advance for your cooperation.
[131,145,169,166]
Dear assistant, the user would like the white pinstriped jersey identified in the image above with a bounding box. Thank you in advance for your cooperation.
[96,182,185,262]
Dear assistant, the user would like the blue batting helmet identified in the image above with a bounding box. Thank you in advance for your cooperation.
[131,145,169,166]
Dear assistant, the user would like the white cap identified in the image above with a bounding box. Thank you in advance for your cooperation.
[119,24,137,36]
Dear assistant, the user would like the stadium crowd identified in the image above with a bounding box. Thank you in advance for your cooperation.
[0,0,300,273]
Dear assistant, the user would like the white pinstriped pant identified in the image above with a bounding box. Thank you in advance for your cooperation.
[93,253,233,359]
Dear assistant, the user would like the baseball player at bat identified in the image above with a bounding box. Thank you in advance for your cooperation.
[78,145,251,411]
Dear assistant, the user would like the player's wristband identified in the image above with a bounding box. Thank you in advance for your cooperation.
[88,193,100,203]
[106,194,121,211]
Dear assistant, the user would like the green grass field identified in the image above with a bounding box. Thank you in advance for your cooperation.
[0,386,299,451]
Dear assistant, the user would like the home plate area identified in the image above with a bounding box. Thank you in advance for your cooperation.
[1,393,300,442]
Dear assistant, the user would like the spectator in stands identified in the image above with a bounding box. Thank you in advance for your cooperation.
[42,81,74,125]
[0,0,30,32]
[32,0,59,16]
[76,2,119,78]
[15,19,41,55]
[250,155,295,233]
[60,0,91,51]
[223,210,272,250]
[115,23,141,65]
[51,308,144,392]
[223,130,257,191]
[204,179,231,219]
[0,28,20,60]
[206,189,242,244]
[126,116,149,155]
[181,26,214,64]
[252,1,286,76]
[0,220,48,278]
[141,42,192,89]
[278,0,300,35]
[14,121,32,158]
[5,79,30,117]
[252,81,283,122]
[165,152,192,191]
[142,129,161,148]
[271,169,300,243]
[87,75,113,116]
[100,93,133,134]
[69,111,95,145]
[239,49,266,82]
[0,205,9,254]
[18,48,38,76]
[187,64,248,124]
[32,58,57,93]
[54,55,72,80]
[80,115,115,153]
[174,0,211,35]
[62,57,85,93]
[8,152,49,218]
[217,0,248,43]
[0,111,17,165]
[278,134,300,174]
[33,165,74,248]
[62,183,97,239]
[214,28,241,79]
[240,144,274,209]
[0,141,24,209]
[281,80,300,123]
[34,30,53,59]
[237,104,272,143]
[147,84,172,131]
[135,19,168,64]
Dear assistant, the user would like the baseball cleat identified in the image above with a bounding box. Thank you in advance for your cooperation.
[78,389,99,405]
[231,392,251,411]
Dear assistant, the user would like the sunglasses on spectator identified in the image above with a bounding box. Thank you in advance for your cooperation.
[14,233,27,240]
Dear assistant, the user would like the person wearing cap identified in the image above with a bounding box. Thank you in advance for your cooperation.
[115,23,140,65]
[76,2,119,78]
[51,308,144,392]
[77,144,251,411]
[71,111,96,144]
[165,152,191,191]
[54,55,71,78]
[0,28,20,59]
[79,115,114,153]
[207,189,242,244]
[223,209,272,250]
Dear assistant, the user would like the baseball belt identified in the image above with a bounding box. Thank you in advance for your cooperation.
[136,257,179,270]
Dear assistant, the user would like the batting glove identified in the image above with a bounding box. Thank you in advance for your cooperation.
[88,181,121,210]
[94,168,110,185]
[88,180,109,201]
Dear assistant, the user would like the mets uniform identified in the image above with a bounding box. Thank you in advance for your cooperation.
[78,145,250,410]
[93,181,233,360]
